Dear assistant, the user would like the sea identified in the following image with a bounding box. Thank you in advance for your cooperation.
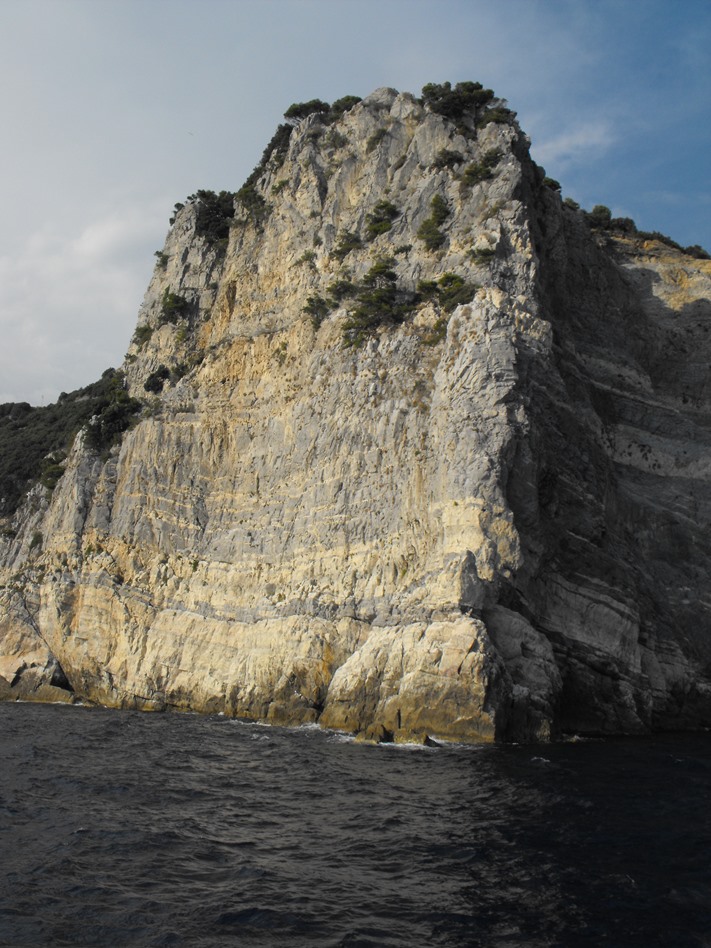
[1,702,709,947]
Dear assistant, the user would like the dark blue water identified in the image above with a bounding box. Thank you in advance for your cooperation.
[1,703,710,947]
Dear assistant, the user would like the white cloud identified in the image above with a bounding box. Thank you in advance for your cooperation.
[0,200,167,405]
[532,120,616,171]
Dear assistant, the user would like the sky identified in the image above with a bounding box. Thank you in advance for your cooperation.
[0,0,709,405]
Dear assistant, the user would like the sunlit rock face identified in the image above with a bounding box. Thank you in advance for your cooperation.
[2,86,710,743]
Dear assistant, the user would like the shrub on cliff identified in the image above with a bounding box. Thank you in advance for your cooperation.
[417,272,478,314]
[366,128,388,153]
[342,258,418,346]
[437,273,478,311]
[235,123,295,226]
[332,230,362,261]
[159,290,191,325]
[284,96,361,126]
[422,81,494,121]
[432,149,464,170]
[417,195,450,251]
[236,182,270,225]
[38,451,67,491]
[685,244,710,260]
[461,150,502,188]
[284,99,331,122]
[587,205,612,228]
[303,295,330,330]
[477,107,514,127]
[365,200,399,240]
[83,374,142,454]
[328,96,361,120]
[326,279,356,306]
[143,366,171,394]
[192,190,235,245]
[132,325,153,349]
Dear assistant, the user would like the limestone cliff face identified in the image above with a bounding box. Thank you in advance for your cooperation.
[2,87,710,742]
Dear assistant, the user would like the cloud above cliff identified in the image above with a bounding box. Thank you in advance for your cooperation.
[0,0,708,403]
[0,202,165,404]
[534,122,616,171]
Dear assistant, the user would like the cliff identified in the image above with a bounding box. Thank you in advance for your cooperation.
[2,85,710,743]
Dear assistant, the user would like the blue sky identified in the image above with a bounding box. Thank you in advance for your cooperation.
[0,0,709,404]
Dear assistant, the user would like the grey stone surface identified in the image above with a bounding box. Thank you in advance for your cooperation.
[1,88,710,741]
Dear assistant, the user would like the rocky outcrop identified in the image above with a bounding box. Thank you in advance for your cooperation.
[1,86,710,742]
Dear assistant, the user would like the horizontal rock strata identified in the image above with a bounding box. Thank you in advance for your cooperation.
[2,86,710,742]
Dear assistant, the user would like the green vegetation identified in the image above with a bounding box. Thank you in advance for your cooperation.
[181,96,361,237]
[191,190,235,246]
[581,205,709,257]
[144,366,171,394]
[295,249,317,268]
[422,81,492,121]
[83,375,142,454]
[258,122,294,167]
[342,258,418,346]
[235,123,293,225]
[365,200,399,240]
[170,190,236,248]
[0,370,142,516]
[169,202,184,225]
[39,451,67,491]
[477,107,513,127]
[367,128,388,153]
[421,81,513,132]
[342,258,398,345]
[132,325,153,349]
[332,230,362,261]
[417,194,450,251]
[284,96,361,125]
[235,181,270,225]
[160,289,191,325]
[326,129,348,149]
[328,95,362,119]
[305,258,422,345]
[326,278,356,306]
[429,195,449,226]
[154,251,169,269]
[417,272,478,313]
[304,295,330,330]
[284,99,331,122]
[461,150,502,188]
[171,361,190,382]
[422,317,449,346]
[340,263,473,347]
[143,360,192,394]
[470,246,497,263]
[436,272,478,312]
[432,149,464,170]
[588,204,612,228]
[417,219,446,251]
[684,244,711,260]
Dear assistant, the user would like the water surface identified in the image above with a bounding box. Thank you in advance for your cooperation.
[1,703,709,946]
